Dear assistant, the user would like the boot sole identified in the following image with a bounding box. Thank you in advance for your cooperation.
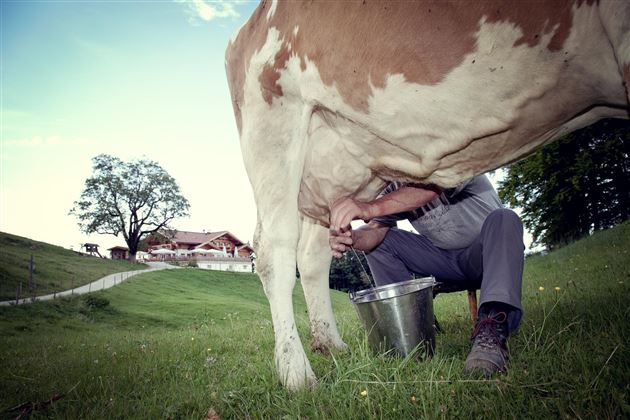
[463,358,504,377]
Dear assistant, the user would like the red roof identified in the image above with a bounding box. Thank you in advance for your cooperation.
[171,230,227,245]
[237,244,255,253]
[166,230,248,248]
[108,246,129,251]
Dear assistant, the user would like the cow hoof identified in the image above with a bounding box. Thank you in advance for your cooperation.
[276,344,318,391]
[310,338,349,355]
[280,364,318,391]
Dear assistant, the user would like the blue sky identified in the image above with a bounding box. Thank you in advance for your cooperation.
[1,0,260,250]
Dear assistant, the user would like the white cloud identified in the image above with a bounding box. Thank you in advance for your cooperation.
[180,0,240,23]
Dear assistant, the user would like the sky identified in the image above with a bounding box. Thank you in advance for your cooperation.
[1,0,260,251]
[0,0,533,254]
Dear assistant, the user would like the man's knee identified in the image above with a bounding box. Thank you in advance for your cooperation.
[486,208,523,232]
[481,209,525,250]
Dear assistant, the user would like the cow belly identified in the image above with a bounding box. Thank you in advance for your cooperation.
[298,109,386,224]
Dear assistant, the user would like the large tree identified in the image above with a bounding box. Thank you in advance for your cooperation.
[71,154,190,262]
[498,119,630,249]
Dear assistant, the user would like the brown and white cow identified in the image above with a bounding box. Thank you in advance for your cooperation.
[225,0,629,390]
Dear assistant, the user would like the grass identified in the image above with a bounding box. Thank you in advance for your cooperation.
[0,222,629,418]
[0,232,147,301]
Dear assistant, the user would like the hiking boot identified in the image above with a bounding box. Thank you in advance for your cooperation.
[464,312,508,377]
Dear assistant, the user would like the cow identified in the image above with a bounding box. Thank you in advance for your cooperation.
[225,0,630,390]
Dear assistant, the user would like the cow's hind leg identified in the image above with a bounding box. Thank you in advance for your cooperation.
[297,217,349,354]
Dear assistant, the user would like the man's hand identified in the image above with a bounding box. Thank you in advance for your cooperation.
[330,197,373,233]
[329,229,353,259]
[329,221,391,257]
[328,184,440,258]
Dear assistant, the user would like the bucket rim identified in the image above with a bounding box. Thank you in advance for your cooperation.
[349,276,435,303]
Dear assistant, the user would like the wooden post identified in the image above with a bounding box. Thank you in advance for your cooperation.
[467,290,478,323]
[16,282,22,305]
[29,254,34,298]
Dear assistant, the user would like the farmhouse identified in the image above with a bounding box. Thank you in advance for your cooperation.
[146,230,255,273]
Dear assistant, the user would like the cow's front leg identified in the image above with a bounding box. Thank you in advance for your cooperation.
[297,217,349,354]
[256,218,317,391]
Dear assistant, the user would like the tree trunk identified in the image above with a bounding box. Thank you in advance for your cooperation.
[127,235,139,264]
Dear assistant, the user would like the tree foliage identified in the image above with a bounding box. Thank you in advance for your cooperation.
[498,119,630,249]
[328,249,373,292]
[71,154,190,261]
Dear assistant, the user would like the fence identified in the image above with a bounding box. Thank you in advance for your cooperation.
[0,255,145,306]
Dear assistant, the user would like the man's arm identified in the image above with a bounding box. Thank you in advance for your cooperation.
[329,184,441,233]
[329,183,441,258]
[329,220,390,258]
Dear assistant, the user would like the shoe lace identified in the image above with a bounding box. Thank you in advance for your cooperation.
[470,312,507,345]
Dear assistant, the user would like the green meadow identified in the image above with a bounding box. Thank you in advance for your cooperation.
[1,222,629,418]
[0,232,146,301]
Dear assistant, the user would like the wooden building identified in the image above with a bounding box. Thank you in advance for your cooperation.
[108,246,129,260]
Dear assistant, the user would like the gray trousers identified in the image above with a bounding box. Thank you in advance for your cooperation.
[366,208,525,333]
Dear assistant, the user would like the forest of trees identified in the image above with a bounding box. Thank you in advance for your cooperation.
[498,119,629,249]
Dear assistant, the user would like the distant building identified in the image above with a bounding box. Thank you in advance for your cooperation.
[145,229,255,272]
[196,256,254,273]
[136,251,150,261]
[108,246,129,260]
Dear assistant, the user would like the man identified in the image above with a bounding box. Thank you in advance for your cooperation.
[329,174,524,376]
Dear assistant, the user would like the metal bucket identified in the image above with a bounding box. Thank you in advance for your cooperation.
[349,276,436,357]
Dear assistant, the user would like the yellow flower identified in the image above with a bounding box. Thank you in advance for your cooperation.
[554,286,561,291]
[360,389,368,397]
[538,286,545,292]
[411,395,417,403]
[207,348,212,352]
[191,337,195,341]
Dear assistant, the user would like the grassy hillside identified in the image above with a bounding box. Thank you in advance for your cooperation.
[0,222,628,418]
[0,232,146,301]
